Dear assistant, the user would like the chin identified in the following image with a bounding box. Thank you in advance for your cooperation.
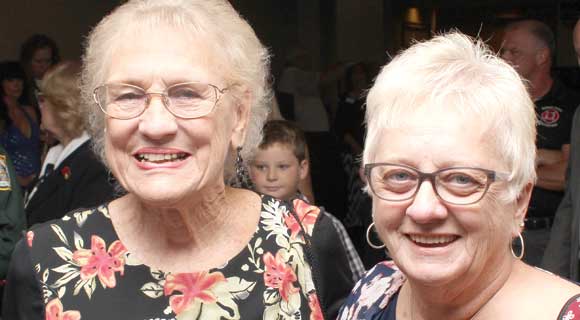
[127,178,202,206]
[134,188,195,208]
[393,251,471,287]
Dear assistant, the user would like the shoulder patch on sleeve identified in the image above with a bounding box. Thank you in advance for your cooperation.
[0,155,12,191]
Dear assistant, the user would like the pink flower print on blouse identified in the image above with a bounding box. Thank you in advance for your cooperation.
[263,251,299,301]
[308,293,324,320]
[164,271,226,315]
[72,235,127,288]
[26,231,34,247]
[286,199,320,239]
[45,298,81,320]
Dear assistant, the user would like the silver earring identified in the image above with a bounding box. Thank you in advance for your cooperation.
[511,232,525,260]
[235,147,244,179]
[366,222,386,249]
[233,147,252,189]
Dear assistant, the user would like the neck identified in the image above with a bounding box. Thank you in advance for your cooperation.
[59,135,72,148]
[133,185,231,246]
[527,71,553,101]
[3,96,18,107]
[109,185,261,272]
[402,253,515,320]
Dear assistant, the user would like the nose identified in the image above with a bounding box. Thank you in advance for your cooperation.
[137,94,178,140]
[405,181,448,224]
[266,167,278,181]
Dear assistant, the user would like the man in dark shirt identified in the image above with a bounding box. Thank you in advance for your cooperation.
[501,19,580,266]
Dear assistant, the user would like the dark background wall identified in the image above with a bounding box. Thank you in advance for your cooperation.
[1,0,578,78]
[0,0,119,62]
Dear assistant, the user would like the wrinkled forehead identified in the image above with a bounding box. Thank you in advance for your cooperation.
[98,22,229,85]
[368,108,503,169]
[503,27,543,51]
[367,99,500,157]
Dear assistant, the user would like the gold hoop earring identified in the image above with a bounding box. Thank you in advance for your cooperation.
[366,222,385,249]
[511,232,524,260]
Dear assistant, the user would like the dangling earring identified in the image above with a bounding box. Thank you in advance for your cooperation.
[511,232,525,260]
[235,146,244,178]
[366,222,386,249]
[234,147,253,189]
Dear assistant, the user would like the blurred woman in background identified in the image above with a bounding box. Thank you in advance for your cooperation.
[0,61,40,190]
[25,61,115,227]
[20,34,60,93]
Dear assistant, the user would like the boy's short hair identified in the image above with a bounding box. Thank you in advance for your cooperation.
[259,120,307,161]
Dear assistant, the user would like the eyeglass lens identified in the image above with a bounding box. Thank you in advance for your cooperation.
[95,83,219,119]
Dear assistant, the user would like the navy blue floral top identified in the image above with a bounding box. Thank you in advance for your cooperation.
[339,261,580,320]
[337,261,405,320]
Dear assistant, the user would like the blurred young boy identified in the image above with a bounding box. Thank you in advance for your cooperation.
[249,120,365,281]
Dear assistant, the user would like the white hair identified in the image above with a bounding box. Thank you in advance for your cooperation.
[363,32,537,202]
[80,0,271,179]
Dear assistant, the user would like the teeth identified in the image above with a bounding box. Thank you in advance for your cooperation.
[409,234,456,244]
[136,153,187,162]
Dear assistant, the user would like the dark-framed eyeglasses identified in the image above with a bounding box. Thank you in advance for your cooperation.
[92,82,230,120]
[364,163,510,205]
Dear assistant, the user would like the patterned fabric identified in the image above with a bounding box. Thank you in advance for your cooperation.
[340,262,580,320]
[0,107,40,178]
[325,212,366,281]
[294,191,365,281]
[337,261,405,320]
[559,293,580,320]
[20,195,325,319]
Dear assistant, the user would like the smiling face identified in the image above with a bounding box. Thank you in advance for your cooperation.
[369,109,525,287]
[249,143,307,201]
[102,28,249,207]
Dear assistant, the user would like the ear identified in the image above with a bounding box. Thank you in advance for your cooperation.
[513,182,533,234]
[535,47,550,66]
[299,159,309,180]
[230,87,252,149]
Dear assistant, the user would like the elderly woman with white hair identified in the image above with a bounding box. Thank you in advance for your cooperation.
[338,32,580,320]
[3,1,354,319]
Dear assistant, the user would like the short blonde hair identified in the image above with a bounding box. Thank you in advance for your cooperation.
[80,0,271,175]
[363,32,536,202]
[41,61,85,139]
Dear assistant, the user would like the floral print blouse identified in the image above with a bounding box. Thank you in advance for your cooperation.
[337,261,404,320]
[4,195,331,320]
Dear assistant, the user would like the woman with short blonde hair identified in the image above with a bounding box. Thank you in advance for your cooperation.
[24,60,115,227]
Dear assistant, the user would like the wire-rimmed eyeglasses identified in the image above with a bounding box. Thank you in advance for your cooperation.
[93,82,230,120]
